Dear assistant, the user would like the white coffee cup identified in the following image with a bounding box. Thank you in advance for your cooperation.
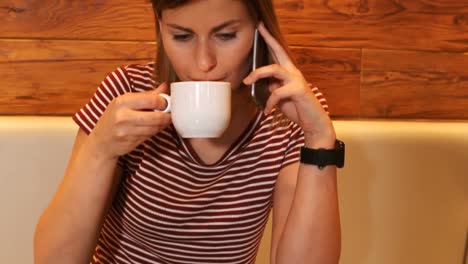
[158,81,231,138]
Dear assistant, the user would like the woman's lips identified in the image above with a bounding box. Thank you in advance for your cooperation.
[189,74,227,82]
[190,78,224,81]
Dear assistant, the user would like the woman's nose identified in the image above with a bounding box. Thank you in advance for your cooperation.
[195,41,217,73]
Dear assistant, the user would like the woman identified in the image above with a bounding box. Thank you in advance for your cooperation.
[34,0,341,263]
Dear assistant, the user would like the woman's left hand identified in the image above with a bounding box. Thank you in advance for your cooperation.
[243,23,335,146]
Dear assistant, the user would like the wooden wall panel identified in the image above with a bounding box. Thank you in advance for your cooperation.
[0,38,155,115]
[361,70,468,119]
[361,49,468,119]
[276,0,468,52]
[0,0,155,41]
[2,0,466,51]
[0,60,148,115]
[1,0,467,119]
[292,47,361,117]
[0,39,155,62]
[362,49,468,74]
[0,46,359,116]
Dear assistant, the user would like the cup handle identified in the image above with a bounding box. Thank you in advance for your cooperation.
[156,93,171,113]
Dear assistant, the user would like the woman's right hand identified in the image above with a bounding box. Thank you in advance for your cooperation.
[87,82,172,161]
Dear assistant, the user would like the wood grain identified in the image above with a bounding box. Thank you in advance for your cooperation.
[0,0,155,41]
[2,0,466,52]
[292,47,362,117]
[0,39,155,62]
[0,47,360,116]
[0,60,147,115]
[1,0,467,118]
[361,49,468,119]
[362,49,468,74]
[276,0,468,52]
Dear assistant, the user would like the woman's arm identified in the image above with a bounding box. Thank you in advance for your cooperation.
[271,138,341,264]
[34,84,172,263]
[243,22,341,264]
[34,128,122,263]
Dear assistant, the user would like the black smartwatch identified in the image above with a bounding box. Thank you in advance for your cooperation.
[300,139,345,170]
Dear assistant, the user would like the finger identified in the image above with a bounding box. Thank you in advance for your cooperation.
[243,64,291,85]
[154,82,169,94]
[263,83,298,115]
[114,89,168,111]
[127,110,172,127]
[268,80,282,92]
[257,22,294,67]
[113,113,171,138]
[152,82,170,111]
[129,125,167,137]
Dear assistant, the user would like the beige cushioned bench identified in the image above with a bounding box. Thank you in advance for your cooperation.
[1,116,467,264]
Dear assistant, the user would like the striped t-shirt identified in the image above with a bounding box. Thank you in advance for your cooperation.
[73,62,328,264]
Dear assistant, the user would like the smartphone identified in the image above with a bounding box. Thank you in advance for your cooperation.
[250,28,271,110]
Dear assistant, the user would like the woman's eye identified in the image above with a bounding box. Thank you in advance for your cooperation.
[217,32,237,41]
[173,34,192,41]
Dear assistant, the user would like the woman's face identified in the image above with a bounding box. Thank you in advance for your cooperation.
[159,0,255,90]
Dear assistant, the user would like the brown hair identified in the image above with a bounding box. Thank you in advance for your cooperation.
[150,0,295,84]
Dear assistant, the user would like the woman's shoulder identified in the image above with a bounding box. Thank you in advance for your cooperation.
[123,61,155,74]
[119,62,158,92]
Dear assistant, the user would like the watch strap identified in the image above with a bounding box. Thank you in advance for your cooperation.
[300,139,345,169]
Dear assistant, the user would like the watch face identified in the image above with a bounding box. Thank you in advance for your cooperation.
[336,140,345,168]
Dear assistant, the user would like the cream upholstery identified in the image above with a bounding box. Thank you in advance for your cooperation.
[258,120,468,264]
[0,117,75,263]
[0,116,467,264]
